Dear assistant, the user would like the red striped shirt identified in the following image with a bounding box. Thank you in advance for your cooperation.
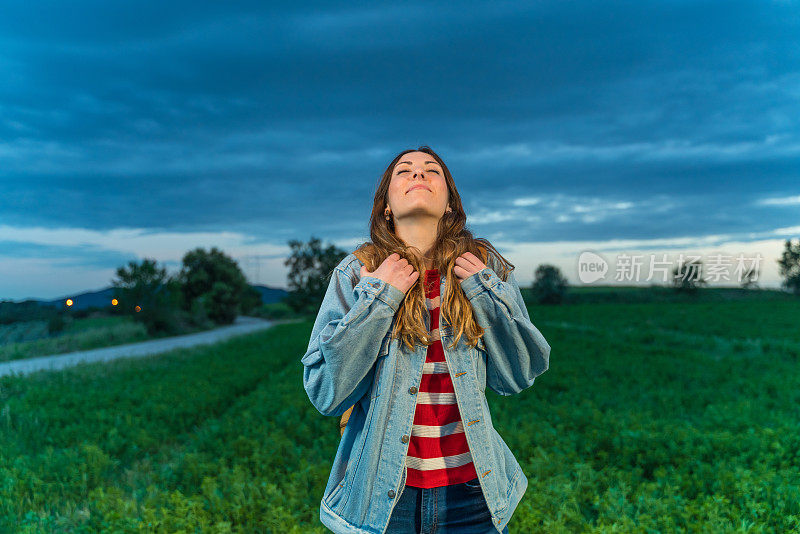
[405,269,478,488]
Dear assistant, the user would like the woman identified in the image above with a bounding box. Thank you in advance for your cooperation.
[302,146,551,533]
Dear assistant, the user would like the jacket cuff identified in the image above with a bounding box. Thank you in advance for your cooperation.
[355,275,406,312]
[460,267,501,300]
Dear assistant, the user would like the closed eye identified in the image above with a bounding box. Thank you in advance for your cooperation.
[397,169,440,174]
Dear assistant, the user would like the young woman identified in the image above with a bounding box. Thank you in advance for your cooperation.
[302,146,551,533]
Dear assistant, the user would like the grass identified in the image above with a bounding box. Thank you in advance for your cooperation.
[0,316,152,363]
[0,291,797,532]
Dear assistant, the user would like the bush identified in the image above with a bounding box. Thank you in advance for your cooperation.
[47,314,66,335]
[252,301,302,321]
[206,281,239,325]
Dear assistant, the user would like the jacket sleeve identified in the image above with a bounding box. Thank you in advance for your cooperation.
[301,263,406,416]
[459,265,550,396]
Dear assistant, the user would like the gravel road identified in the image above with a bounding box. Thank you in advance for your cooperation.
[0,315,293,378]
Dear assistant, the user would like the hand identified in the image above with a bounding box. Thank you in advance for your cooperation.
[454,251,487,283]
[360,253,419,295]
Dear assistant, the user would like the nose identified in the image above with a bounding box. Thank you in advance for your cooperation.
[408,173,429,190]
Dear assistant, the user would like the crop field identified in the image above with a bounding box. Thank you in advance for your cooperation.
[0,290,798,532]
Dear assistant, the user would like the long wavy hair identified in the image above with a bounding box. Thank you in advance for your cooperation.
[353,146,515,353]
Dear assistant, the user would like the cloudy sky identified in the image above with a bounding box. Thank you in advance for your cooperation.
[1,0,798,300]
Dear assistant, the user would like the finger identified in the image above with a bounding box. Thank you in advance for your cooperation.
[454,255,472,269]
[386,255,402,267]
[453,264,470,278]
[458,263,474,274]
[465,251,487,270]
[461,251,480,266]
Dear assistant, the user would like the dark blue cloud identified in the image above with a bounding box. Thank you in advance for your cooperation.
[0,0,798,257]
[0,239,137,269]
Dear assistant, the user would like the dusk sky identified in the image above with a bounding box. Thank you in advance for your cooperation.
[1,1,798,301]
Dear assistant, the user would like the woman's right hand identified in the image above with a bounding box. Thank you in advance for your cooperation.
[360,253,419,295]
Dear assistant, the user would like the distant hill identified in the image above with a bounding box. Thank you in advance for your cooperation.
[249,285,290,305]
[27,284,289,311]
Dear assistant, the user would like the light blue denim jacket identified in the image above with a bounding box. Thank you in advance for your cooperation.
[301,252,551,534]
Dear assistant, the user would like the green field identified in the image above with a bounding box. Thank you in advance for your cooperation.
[0,316,152,363]
[0,290,798,532]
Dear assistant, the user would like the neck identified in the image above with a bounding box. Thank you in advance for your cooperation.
[394,214,438,270]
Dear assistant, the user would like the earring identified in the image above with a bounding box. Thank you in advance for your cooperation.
[384,207,392,221]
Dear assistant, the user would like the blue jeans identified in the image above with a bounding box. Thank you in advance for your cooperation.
[386,477,510,533]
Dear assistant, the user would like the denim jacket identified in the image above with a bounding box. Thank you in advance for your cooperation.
[301,252,551,534]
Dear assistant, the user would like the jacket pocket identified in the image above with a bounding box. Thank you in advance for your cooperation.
[322,463,352,510]
[371,331,392,399]
[324,471,348,509]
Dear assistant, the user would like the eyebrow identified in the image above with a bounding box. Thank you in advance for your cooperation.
[396,160,441,167]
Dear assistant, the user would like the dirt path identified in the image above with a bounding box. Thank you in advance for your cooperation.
[0,316,298,378]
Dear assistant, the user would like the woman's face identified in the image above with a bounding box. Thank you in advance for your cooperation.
[386,151,449,221]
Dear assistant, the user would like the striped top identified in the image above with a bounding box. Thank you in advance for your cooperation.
[405,269,478,488]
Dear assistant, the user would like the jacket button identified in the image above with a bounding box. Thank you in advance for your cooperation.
[388,489,396,499]
[401,434,409,443]
[371,281,380,288]
[482,271,490,280]
[409,386,417,394]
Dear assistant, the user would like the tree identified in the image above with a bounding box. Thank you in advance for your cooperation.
[740,264,759,289]
[531,264,569,305]
[777,238,800,295]
[111,258,179,334]
[285,237,348,315]
[176,247,251,325]
[240,284,263,315]
[671,258,708,293]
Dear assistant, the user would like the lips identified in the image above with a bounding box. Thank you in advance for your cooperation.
[407,184,431,193]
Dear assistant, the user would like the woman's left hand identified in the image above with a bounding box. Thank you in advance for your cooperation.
[454,251,487,282]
